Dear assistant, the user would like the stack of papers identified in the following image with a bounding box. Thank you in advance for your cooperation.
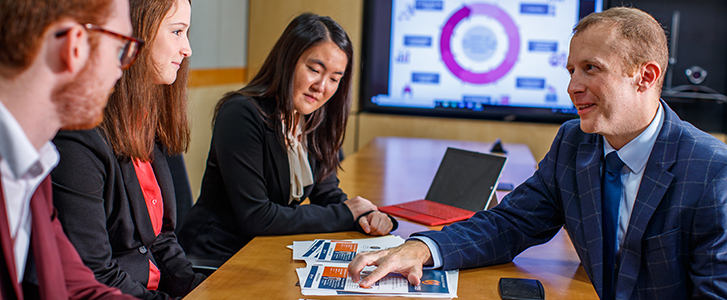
[292,236,406,262]
[296,263,458,297]
[292,235,458,298]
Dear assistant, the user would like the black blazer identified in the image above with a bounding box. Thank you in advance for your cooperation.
[178,95,360,258]
[51,129,205,300]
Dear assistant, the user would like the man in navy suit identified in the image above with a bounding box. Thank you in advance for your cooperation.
[349,7,727,300]
[0,0,140,298]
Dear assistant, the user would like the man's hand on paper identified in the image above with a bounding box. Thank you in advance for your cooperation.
[358,211,393,235]
[347,240,433,288]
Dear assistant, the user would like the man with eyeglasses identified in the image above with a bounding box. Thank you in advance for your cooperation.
[0,0,141,298]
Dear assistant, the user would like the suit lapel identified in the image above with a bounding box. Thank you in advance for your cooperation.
[615,102,678,299]
[575,139,605,296]
[267,125,290,203]
[28,176,67,300]
[150,146,176,229]
[0,176,21,299]
[254,98,290,203]
[119,157,157,247]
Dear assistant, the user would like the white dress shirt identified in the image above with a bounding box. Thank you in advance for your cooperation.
[0,100,59,282]
[416,103,665,268]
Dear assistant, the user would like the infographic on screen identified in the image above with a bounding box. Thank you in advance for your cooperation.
[374,0,600,112]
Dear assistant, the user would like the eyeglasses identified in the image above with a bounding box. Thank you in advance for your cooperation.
[56,23,145,69]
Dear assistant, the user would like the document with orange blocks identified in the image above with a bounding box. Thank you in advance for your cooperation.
[292,235,405,262]
[295,262,457,297]
[292,236,459,298]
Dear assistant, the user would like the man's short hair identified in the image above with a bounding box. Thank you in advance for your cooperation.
[0,0,114,78]
[574,7,669,88]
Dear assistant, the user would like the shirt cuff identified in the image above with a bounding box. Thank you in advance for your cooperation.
[408,236,442,269]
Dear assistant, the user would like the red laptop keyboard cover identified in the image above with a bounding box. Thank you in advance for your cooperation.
[379,199,476,226]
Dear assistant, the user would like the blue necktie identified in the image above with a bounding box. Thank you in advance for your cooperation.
[602,151,624,300]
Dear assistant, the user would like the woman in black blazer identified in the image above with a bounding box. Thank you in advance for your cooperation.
[178,13,397,259]
[51,0,204,299]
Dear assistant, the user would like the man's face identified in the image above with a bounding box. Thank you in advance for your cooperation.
[566,24,652,144]
[53,0,132,130]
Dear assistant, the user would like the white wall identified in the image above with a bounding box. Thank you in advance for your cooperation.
[189,0,248,69]
[185,0,249,199]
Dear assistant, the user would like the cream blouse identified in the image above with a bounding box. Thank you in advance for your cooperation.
[286,114,314,203]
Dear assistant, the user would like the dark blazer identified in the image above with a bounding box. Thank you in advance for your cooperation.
[51,129,205,300]
[0,175,135,300]
[178,95,358,258]
[416,102,727,299]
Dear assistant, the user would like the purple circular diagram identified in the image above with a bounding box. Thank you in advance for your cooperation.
[440,3,520,84]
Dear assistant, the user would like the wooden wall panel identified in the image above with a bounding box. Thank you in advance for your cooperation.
[189,68,246,87]
[186,83,245,199]
[247,0,362,111]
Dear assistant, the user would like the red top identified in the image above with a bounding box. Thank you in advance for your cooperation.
[132,160,163,290]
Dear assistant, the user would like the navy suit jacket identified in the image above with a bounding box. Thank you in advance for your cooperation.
[417,102,727,299]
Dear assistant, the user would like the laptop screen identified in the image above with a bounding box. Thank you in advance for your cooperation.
[425,147,507,211]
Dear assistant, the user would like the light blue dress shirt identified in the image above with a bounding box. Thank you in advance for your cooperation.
[604,103,664,252]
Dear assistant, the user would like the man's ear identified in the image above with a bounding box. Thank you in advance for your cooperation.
[57,24,90,75]
[637,61,661,92]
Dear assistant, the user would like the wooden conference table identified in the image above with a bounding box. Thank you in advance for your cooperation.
[184,137,598,299]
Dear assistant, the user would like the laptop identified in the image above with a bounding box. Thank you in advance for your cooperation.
[378,147,507,226]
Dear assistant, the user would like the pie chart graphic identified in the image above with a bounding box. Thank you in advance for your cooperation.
[440,3,520,84]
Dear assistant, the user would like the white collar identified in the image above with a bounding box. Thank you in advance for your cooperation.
[0,100,58,179]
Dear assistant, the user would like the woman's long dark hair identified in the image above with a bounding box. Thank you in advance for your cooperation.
[215,13,353,181]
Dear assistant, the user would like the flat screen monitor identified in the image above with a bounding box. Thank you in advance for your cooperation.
[360,0,604,123]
